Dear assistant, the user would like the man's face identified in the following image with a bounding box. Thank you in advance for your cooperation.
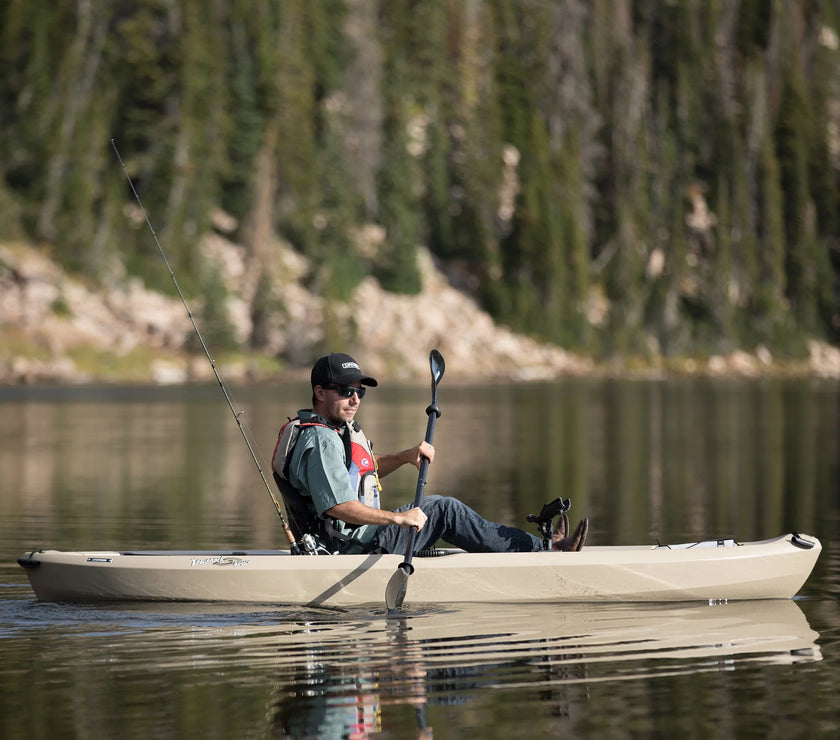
[314,384,364,425]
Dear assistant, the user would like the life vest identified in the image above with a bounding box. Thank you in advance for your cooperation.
[271,414,381,541]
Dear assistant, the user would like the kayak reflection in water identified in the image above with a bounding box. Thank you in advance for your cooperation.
[271,353,589,556]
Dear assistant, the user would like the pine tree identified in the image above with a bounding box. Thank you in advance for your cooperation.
[754,133,788,344]
[374,53,422,294]
[373,5,422,294]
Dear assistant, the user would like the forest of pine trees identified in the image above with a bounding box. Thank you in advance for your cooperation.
[1,0,839,361]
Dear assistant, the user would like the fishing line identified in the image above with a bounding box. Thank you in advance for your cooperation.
[111,139,301,554]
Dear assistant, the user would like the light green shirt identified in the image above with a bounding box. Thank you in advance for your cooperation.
[286,409,375,553]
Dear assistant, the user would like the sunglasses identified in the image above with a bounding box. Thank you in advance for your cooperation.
[324,384,366,399]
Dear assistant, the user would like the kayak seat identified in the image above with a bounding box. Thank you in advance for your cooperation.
[272,472,325,544]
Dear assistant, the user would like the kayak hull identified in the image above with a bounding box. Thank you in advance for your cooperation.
[17,533,821,606]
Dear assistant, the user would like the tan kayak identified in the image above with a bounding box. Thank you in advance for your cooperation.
[18,532,820,606]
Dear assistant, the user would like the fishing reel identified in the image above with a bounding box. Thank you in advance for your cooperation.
[298,533,333,556]
[527,497,572,547]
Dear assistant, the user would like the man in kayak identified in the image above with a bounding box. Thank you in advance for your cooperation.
[272,352,588,555]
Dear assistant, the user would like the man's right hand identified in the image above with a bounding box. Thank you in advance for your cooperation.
[325,500,427,530]
[396,506,427,530]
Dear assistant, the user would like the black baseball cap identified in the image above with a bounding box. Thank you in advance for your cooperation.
[311,353,378,389]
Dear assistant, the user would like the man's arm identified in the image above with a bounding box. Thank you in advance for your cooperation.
[375,440,435,478]
[325,500,428,530]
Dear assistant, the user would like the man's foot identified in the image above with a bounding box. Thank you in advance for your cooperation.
[552,517,588,552]
[551,514,569,545]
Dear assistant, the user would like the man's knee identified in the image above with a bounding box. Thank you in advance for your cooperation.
[422,494,470,523]
[421,494,453,511]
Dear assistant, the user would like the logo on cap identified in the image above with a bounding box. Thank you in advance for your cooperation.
[341,362,360,370]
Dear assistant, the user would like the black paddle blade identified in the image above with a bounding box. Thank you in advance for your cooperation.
[385,562,413,610]
[430,349,445,390]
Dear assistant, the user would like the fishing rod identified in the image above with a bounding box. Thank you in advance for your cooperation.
[111,139,303,555]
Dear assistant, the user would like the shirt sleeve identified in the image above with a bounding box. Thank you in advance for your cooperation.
[289,427,357,517]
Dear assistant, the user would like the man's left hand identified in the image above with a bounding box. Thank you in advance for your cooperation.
[412,441,435,469]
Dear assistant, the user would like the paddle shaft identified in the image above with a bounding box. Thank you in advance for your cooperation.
[385,349,444,610]
[400,400,440,571]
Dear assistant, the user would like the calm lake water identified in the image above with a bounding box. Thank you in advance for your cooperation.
[1,376,838,738]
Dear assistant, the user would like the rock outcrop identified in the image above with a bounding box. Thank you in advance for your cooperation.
[2,239,839,385]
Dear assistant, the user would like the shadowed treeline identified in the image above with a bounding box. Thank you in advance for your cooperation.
[1,1,839,361]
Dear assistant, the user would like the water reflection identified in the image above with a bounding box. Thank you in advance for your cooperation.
[0,378,837,737]
[1,597,820,738]
[264,599,821,738]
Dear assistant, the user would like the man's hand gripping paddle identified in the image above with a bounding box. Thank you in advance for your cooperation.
[385,349,445,611]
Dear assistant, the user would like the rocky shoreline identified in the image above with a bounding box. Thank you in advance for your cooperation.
[2,240,839,386]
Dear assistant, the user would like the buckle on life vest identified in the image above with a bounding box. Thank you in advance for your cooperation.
[527,497,572,544]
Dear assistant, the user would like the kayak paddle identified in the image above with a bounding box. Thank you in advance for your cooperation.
[385,349,445,610]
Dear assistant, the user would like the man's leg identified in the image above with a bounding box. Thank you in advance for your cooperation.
[370,495,544,554]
